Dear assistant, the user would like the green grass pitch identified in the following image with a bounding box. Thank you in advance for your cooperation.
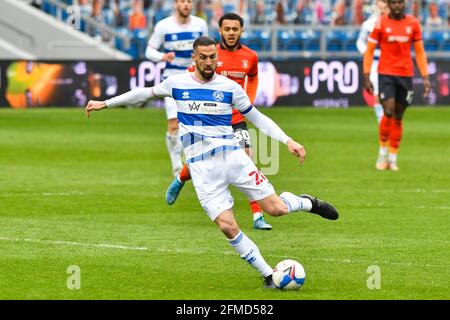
[0,107,449,300]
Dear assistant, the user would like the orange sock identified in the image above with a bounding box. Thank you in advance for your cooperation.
[249,201,262,218]
[389,118,402,150]
[379,115,392,145]
[179,163,191,182]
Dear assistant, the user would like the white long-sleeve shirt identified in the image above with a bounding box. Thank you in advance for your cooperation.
[106,73,291,163]
[356,15,381,59]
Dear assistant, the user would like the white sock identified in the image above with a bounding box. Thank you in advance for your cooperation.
[374,103,384,124]
[166,131,183,175]
[252,212,263,221]
[279,192,313,212]
[228,231,273,277]
[388,152,397,163]
[379,146,388,157]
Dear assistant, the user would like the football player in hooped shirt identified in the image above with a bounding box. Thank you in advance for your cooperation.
[166,13,272,231]
[364,0,431,171]
[85,36,339,289]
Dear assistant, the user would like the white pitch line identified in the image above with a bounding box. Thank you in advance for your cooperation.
[0,237,448,269]
[416,205,450,210]
[0,236,148,251]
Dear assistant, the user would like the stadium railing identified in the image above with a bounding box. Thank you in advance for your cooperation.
[235,25,450,60]
[41,0,131,52]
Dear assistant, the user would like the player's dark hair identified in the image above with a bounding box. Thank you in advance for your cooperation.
[219,13,244,27]
[193,36,216,51]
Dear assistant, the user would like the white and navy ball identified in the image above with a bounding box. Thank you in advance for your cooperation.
[272,259,305,290]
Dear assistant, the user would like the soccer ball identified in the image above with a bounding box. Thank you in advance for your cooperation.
[272,259,305,290]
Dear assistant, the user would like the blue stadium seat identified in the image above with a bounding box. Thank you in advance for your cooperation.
[240,31,249,46]
[102,8,114,26]
[277,30,291,50]
[423,30,444,51]
[300,30,320,51]
[211,30,221,43]
[286,31,304,51]
[442,31,450,51]
[125,29,149,58]
[115,26,131,52]
[343,29,359,51]
[326,30,345,51]
[247,30,271,51]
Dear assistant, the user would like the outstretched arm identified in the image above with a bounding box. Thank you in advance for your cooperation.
[85,88,154,118]
[243,107,306,163]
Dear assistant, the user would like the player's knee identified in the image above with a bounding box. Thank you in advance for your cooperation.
[216,218,239,238]
[263,201,288,217]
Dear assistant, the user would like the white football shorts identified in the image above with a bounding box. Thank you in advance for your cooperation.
[188,148,275,221]
[164,96,178,120]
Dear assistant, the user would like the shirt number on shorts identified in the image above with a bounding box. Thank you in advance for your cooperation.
[234,129,250,144]
[406,91,414,105]
[249,170,267,186]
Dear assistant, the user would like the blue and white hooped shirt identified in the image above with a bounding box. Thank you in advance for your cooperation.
[152,73,254,163]
[147,15,208,79]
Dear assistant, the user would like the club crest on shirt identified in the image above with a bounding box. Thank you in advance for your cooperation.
[386,27,392,33]
[213,91,224,102]
[242,59,249,69]
[406,26,411,34]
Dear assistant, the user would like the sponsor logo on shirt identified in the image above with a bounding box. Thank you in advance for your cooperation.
[220,71,246,79]
[188,102,201,111]
[387,35,410,43]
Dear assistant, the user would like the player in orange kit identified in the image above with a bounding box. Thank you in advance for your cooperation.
[363,0,430,171]
[165,13,272,230]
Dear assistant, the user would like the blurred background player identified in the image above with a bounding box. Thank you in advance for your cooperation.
[165,13,272,230]
[357,0,389,123]
[364,0,431,171]
[145,0,208,176]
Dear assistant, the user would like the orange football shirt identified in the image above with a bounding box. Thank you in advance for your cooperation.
[215,43,259,125]
[368,14,422,77]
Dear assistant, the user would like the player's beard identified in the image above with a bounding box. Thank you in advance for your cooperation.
[198,67,215,80]
[177,7,190,18]
[222,36,241,50]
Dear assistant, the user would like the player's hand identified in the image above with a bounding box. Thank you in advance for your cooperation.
[363,74,374,95]
[162,52,175,63]
[85,100,107,118]
[287,139,306,164]
[423,76,431,98]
